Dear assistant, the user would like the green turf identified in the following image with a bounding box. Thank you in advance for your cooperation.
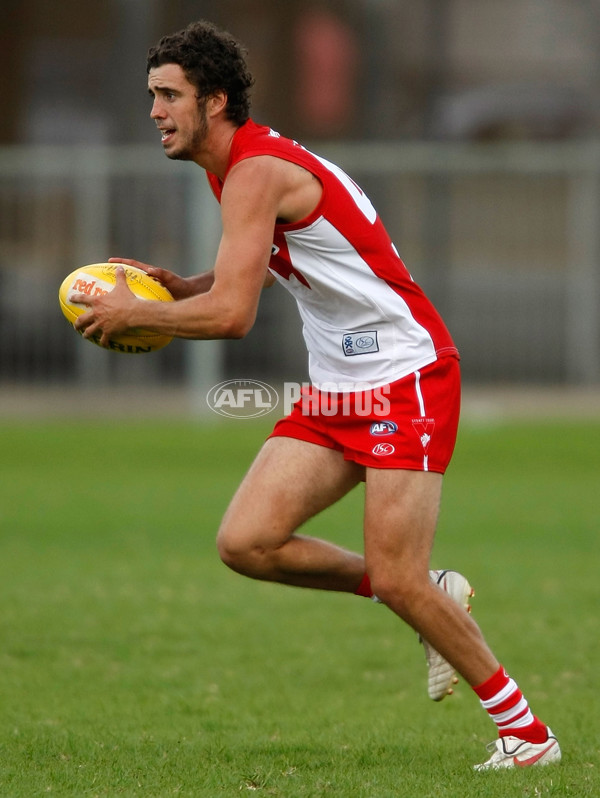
[0,417,597,796]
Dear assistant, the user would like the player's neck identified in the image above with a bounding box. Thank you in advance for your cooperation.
[193,118,241,178]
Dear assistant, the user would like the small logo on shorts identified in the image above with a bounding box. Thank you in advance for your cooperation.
[412,418,435,452]
[372,442,395,456]
[370,420,398,436]
[342,331,379,356]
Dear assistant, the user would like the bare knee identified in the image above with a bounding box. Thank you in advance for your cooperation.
[216,524,275,580]
[369,567,429,620]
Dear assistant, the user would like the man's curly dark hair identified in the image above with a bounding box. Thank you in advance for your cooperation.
[147,20,254,126]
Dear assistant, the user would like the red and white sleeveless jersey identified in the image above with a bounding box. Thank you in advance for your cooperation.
[207,120,458,390]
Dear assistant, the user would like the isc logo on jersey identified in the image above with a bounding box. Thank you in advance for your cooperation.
[370,421,398,436]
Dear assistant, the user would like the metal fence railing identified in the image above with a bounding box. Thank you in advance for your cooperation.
[1,140,599,398]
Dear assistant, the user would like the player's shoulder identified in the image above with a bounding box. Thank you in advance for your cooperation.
[225,153,291,191]
[231,119,314,167]
[235,118,292,146]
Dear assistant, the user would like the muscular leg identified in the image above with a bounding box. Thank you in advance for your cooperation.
[364,467,499,687]
[219,439,554,758]
[219,438,497,684]
[217,436,366,591]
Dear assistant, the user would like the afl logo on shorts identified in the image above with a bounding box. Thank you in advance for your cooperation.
[372,442,395,456]
[370,421,398,436]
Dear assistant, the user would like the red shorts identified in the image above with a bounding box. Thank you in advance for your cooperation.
[269,356,461,473]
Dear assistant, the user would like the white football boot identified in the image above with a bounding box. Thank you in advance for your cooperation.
[474,729,561,770]
[422,569,475,701]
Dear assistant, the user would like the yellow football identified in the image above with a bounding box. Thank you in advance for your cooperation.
[58,263,174,354]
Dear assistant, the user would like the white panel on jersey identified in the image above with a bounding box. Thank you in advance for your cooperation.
[271,218,437,390]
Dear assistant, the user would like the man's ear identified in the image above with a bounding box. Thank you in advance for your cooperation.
[207,91,228,117]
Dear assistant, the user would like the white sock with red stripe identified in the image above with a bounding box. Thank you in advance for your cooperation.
[473,665,548,743]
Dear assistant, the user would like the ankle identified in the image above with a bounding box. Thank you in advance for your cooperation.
[355,573,373,598]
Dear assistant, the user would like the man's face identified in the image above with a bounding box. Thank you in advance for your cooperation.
[148,63,208,161]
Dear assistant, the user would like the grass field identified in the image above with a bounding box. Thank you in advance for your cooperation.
[0,416,598,797]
